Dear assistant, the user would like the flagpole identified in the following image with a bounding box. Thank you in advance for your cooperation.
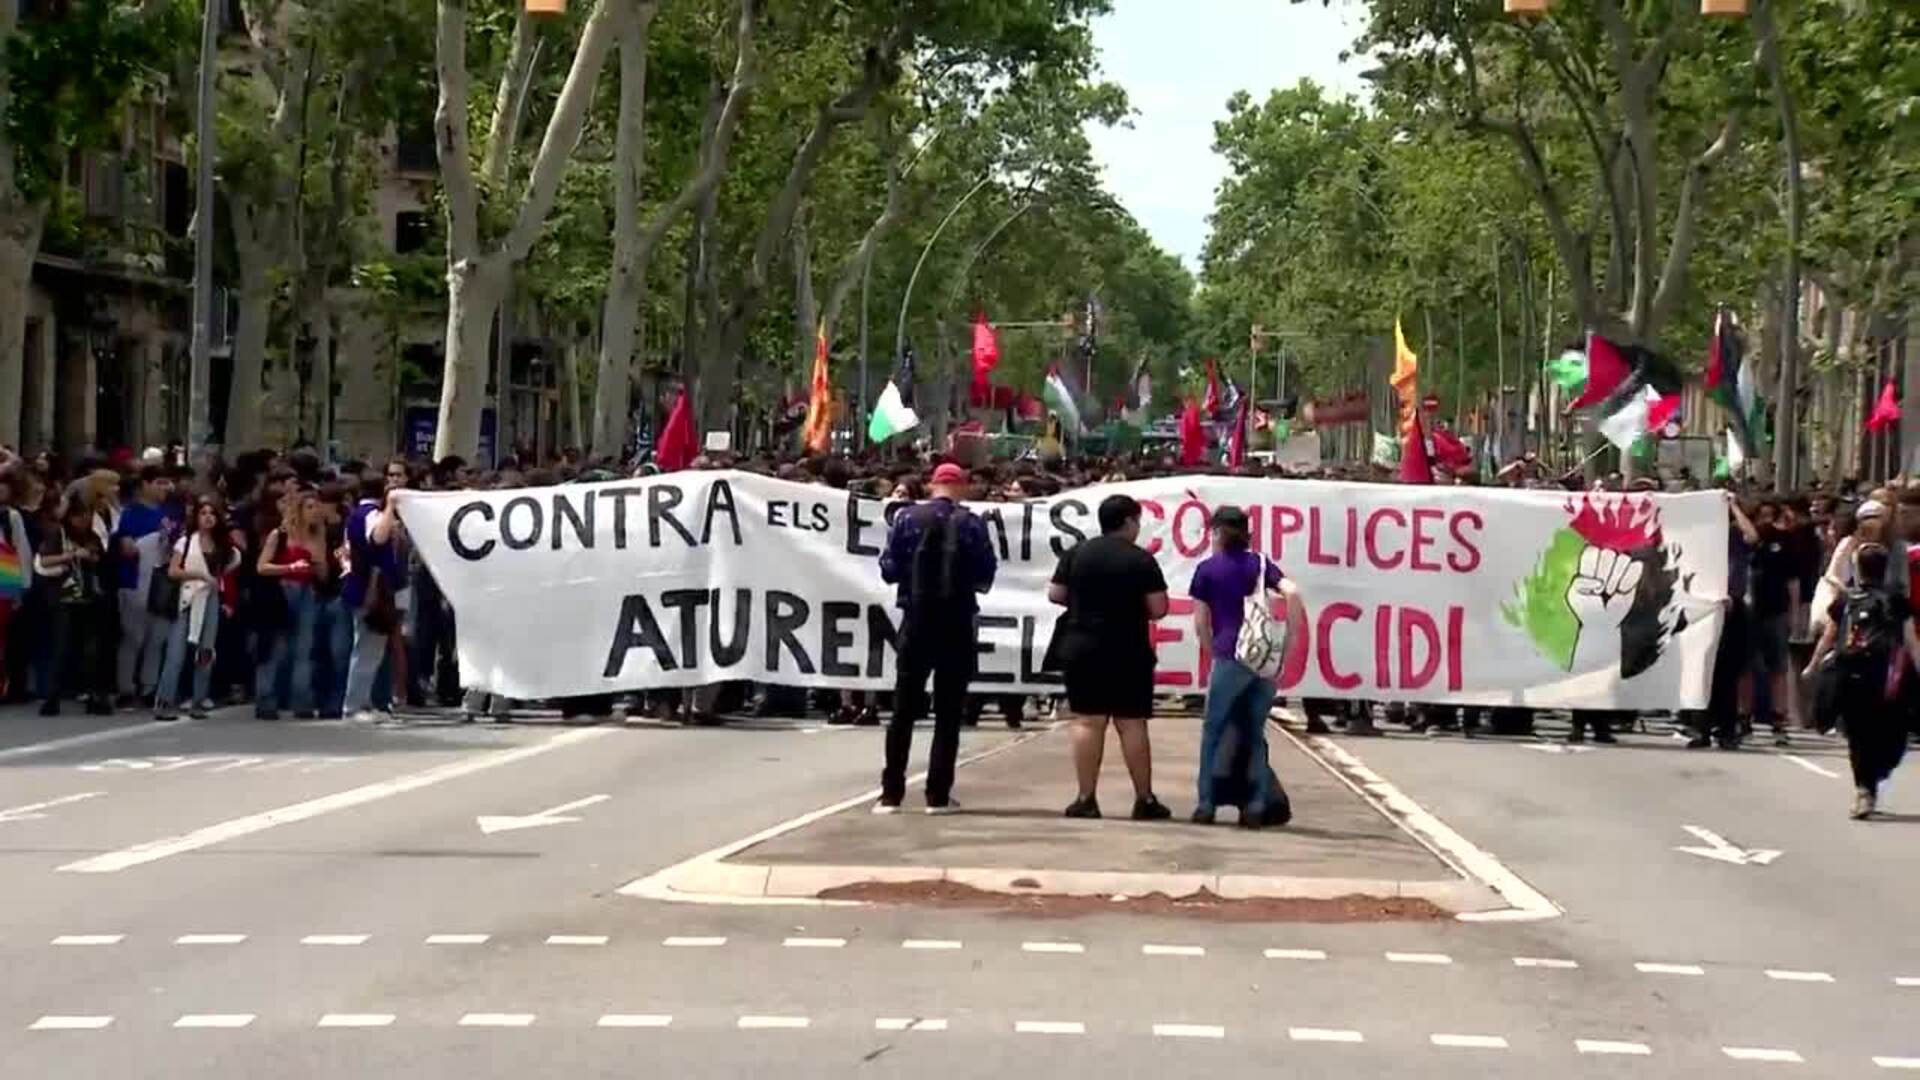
[857,258,870,450]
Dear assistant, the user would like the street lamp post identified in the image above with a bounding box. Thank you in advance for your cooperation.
[186,0,219,456]
[894,174,993,371]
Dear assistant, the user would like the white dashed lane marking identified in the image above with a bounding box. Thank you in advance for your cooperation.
[1290,1028,1364,1043]
[662,936,726,948]
[1385,952,1452,965]
[1876,1057,1920,1070]
[902,939,962,951]
[1152,1023,1225,1039]
[30,1015,113,1030]
[1431,1034,1509,1049]
[51,935,122,946]
[1141,944,1204,957]
[737,1016,810,1030]
[175,934,246,945]
[1897,977,1920,988]
[174,1014,255,1029]
[545,935,608,946]
[598,1015,673,1028]
[1016,1020,1085,1036]
[317,1014,395,1028]
[300,934,369,946]
[1577,1039,1653,1056]
[1766,970,1834,983]
[1264,948,1326,960]
[1021,942,1085,954]
[876,1018,947,1032]
[1723,1047,1805,1063]
[426,934,490,945]
[459,1013,535,1028]
[1635,962,1705,976]
[1513,956,1579,969]
[782,937,847,949]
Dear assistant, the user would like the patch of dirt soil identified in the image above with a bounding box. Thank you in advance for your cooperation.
[817,880,1450,922]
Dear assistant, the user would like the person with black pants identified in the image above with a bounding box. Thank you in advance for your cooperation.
[1803,543,1919,819]
[874,463,997,815]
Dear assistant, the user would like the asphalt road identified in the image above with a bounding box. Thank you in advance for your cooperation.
[0,704,1913,1079]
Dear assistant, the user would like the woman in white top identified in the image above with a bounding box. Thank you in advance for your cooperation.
[154,495,240,719]
[1810,506,1862,637]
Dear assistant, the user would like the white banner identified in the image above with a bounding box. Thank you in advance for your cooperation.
[395,472,1728,709]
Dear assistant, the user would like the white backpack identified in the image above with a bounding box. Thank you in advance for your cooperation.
[1233,557,1290,679]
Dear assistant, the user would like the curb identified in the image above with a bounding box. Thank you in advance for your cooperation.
[627,857,1502,911]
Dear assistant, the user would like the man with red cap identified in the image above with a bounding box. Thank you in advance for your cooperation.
[875,461,997,814]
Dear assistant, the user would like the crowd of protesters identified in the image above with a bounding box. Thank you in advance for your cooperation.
[0,438,1913,817]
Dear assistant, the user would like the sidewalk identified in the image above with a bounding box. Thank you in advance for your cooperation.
[634,716,1506,916]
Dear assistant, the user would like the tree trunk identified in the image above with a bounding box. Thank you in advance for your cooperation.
[435,256,506,461]
[224,246,275,452]
[1756,0,1805,489]
[0,203,44,449]
[588,3,656,460]
[792,213,815,373]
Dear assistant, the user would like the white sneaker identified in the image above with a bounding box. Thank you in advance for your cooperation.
[871,801,901,816]
[924,799,961,816]
[350,709,385,724]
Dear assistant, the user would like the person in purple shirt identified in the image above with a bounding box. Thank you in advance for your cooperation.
[1187,506,1305,826]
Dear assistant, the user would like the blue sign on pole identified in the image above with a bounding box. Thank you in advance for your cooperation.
[401,406,495,463]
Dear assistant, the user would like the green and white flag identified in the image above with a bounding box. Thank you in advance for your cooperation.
[1043,365,1084,434]
[1724,427,1746,473]
[866,381,919,443]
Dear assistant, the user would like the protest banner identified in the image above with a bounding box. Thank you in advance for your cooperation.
[395,472,1728,710]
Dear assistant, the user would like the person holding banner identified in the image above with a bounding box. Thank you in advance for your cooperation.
[874,463,997,815]
[1048,494,1173,821]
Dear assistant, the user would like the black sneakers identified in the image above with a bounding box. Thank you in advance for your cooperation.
[1063,796,1101,820]
[1131,796,1172,822]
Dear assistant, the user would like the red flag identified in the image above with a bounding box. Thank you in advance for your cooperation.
[802,322,833,453]
[1179,398,1206,468]
[1430,423,1472,471]
[1203,358,1221,416]
[1228,394,1250,467]
[1568,333,1630,410]
[1400,412,1434,484]
[970,314,999,404]
[1868,378,1900,432]
[656,388,696,471]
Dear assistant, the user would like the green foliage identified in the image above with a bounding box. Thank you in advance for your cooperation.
[3,0,191,201]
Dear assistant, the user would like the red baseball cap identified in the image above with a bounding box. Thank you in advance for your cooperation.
[930,463,968,486]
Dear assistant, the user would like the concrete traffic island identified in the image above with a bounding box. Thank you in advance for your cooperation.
[627,716,1514,920]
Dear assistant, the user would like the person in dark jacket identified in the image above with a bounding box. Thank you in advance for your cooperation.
[873,462,996,815]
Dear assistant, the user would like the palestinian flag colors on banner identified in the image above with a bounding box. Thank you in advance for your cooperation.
[1704,309,1765,456]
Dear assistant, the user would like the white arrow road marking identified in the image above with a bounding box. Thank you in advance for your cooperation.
[1676,825,1782,866]
[476,794,611,835]
[59,727,613,873]
[0,791,105,824]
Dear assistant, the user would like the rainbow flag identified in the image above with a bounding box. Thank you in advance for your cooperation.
[0,540,23,600]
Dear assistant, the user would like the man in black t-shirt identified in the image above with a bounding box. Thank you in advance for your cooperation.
[1047,494,1172,821]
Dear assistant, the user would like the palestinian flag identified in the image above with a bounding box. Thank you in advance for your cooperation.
[1546,347,1588,399]
[1568,333,1631,410]
[1589,340,1684,453]
[867,346,920,444]
[1044,364,1085,435]
[1705,309,1764,456]
[1598,384,1683,452]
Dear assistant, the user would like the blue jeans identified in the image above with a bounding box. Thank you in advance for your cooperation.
[1197,657,1279,813]
[314,596,352,718]
[343,612,390,715]
[255,583,318,716]
[155,595,221,711]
